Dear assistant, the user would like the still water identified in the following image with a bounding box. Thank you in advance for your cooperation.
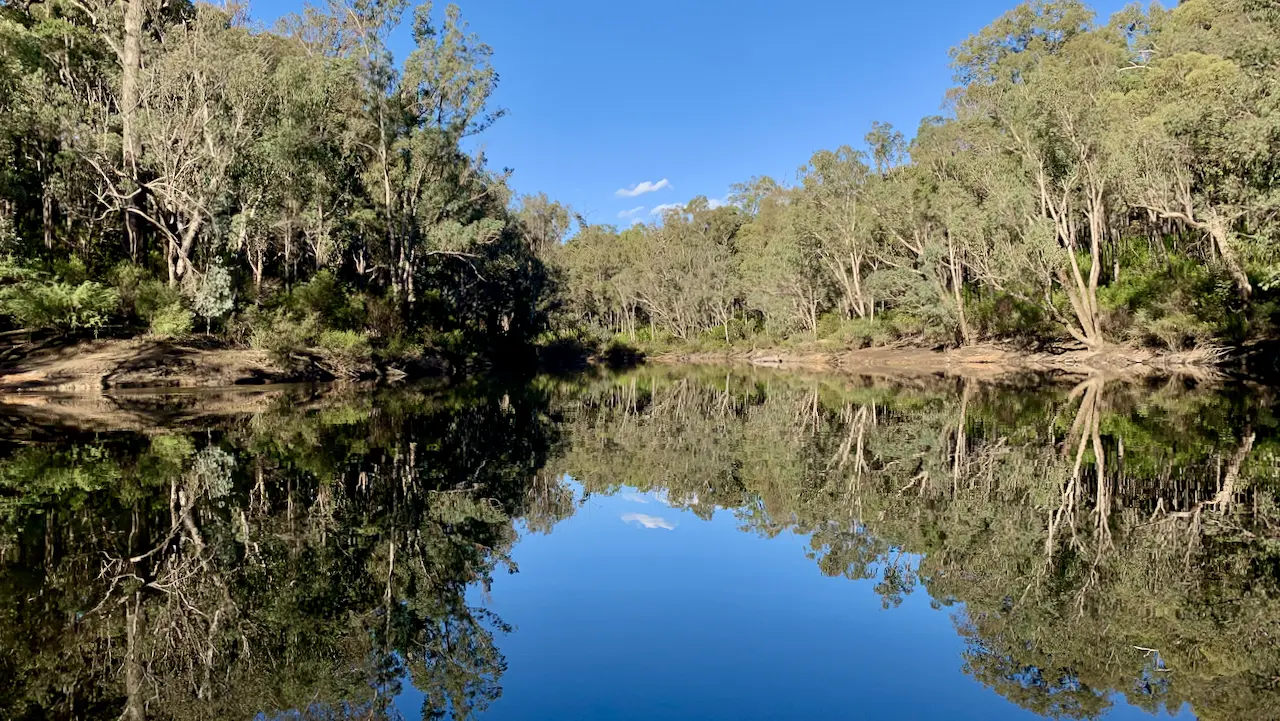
[0,367,1274,720]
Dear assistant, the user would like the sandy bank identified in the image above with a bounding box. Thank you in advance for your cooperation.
[648,343,1226,380]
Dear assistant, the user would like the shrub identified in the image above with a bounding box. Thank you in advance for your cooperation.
[360,292,399,339]
[250,311,320,363]
[1099,249,1235,349]
[290,270,342,317]
[0,280,119,333]
[1128,309,1215,351]
[134,279,183,323]
[50,256,89,285]
[968,291,1053,345]
[191,263,235,333]
[817,313,899,348]
[108,262,151,317]
[0,214,15,254]
[382,335,425,363]
[289,271,366,330]
[148,302,194,339]
[316,329,373,376]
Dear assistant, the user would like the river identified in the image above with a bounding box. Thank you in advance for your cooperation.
[0,367,1274,720]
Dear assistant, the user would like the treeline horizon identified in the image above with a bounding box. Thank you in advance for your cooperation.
[2,0,1278,372]
[552,0,1280,357]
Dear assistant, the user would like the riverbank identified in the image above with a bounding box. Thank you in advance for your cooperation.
[647,342,1231,380]
[0,337,446,394]
[0,336,1238,398]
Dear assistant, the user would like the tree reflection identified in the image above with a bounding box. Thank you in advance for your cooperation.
[0,382,570,721]
[553,368,1280,721]
[2,369,1278,721]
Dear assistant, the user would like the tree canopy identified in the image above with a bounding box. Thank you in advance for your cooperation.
[553,0,1280,355]
[0,0,557,371]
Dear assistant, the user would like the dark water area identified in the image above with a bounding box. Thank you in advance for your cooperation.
[0,368,1277,720]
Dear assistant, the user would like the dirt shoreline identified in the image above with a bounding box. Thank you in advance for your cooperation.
[0,338,1231,397]
[0,338,327,394]
[0,338,1238,432]
[647,343,1228,381]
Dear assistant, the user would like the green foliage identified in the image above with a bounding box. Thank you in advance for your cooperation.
[0,380,564,718]
[250,310,321,364]
[1,365,1279,719]
[968,291,1054,344]
[288,270,363,329]
[549,0,1280,357]
[316,329,374,375]
[147,301,193,339]
[189,263,235,332]
[0,278,118,332]
[1097,249,1236,349]
[133,279,182,322]
[552,369,1280,721]
[0,0,553,369]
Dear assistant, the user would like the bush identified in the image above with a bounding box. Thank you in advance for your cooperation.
[0,280,119,333]
[250,311,320,363]
[316,329,373,376]
[148,302,194,339]
[1128,310,1215,351]
[816,313,899,348]
[1099,249,1235,349]
[288,271,366,330]
[134,279,183,324]
[968,291,1053,344]
[50,256,89,285]
[190,263,235,333]
[108,262,151,317]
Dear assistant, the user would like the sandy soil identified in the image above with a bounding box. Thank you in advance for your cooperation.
[650,343,1226,381]
[0,338,315,393]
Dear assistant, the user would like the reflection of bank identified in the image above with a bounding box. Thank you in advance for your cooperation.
[0,381,562,721]
[544,368,1280,721]
[1,370,1275,721]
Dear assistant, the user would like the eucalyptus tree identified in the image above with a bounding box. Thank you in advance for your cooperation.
[950,0,1131,349]
[735,180,828,336]
[795,146,878,320]
[1113,0,1280,299]
[634,199,743,341]
[515,192,574,257]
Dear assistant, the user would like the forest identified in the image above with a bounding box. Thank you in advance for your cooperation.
[0,0,563,374]
[553,0,1280,358]
[2,0,1278,377]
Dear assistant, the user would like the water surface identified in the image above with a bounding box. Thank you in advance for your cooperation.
[0,368,1274,720]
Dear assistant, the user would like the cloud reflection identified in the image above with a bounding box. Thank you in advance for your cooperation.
[621,512,676,530]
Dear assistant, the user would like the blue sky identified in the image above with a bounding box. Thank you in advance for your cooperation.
[250,0,1130,226]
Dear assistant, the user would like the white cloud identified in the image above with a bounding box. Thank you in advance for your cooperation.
[617,206,645,220]
[649,203,683,217]
[708,196,729,210]
[616,179,672,198]
[621,512,676,530]
[621,492,650,504]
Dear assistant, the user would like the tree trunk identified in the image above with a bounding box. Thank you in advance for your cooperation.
[120,0,144,260]
[124,593,146,721]
[949,236,972,345]
[41,181,53,250]
[1207,217,1252,300]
